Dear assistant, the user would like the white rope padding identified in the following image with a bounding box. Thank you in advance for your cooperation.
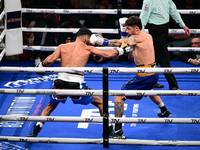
[0,89,199,96]
[22,27,200,34]
[22,27,119,34]
[0,48,5,61]
[0,67,199,74]
[21,8,200,15]
[0,136,200,146]
[23,45,200,52]
[0,10,4,21]
[0,29,5,42]
[1,115,200,124]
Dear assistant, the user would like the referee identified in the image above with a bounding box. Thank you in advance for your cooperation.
[139,0,190,90]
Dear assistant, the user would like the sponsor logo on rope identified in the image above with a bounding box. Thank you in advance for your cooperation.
[111,118,120,123]
[191,119,200,123]
[188,93,197,96]
[190,69,199,73]
[84,70,93,73]
[78,11,93,13]
[136,93,145,96]
[164,119,173,123]
[26,9,33,13]
[19,139,28,142]
[111,92,125,96]
[137,69,145,73]
[188,49,195,51]
[110,69,119,73]
[190,29,197,33]
[16,89,24,94]
[63,9,69,13]
[36,90,56,95]
[164,69,172,73]
[19,117,28,121]
[85,118,93,122]
[137,119,146,123]
[46,118,55,121]
[170,29,177,32]
[38,140,58,143]
[189,11,196,14]
[85,91,94,95]
[156,93,178,96]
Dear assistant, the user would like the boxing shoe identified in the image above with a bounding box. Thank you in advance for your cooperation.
[169,87,181,90]
[158,106,172,118]
[154,83,164,88]
[111,129,126,139]
[158,110,172,118]
[27,125,42,137]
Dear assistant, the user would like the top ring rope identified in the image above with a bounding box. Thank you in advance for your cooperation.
[21,8,200,15]
[22,27,200,34]
[23,45,200,52]
[0,67,199,73]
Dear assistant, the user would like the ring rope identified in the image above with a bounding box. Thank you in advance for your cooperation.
[0,48,5,61]
[0,29,5,42]
[22,27,200,34]
[0,136,200,146]
[1,115,200,124]
[23,45,200,52]
[0,89,199,96]
[21,8,200,15]
[0,67,199,73]
[0,10,4,21]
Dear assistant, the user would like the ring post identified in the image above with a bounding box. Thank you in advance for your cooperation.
[103,67,109,148]
[117,0,122,37]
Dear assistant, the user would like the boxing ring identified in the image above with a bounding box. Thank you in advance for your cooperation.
[0,0,200,149]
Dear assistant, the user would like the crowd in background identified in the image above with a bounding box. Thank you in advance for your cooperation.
[10,0,200,64]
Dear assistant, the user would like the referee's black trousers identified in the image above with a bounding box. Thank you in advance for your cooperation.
[148,23,178,89]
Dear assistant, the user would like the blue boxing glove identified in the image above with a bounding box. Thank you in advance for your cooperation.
[90,34,110,46]
[116,42,132,56]
[36,62,46,75]
[119,17,128,38]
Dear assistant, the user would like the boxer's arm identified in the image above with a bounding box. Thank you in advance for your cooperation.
[88,46,119,58]
[120,35,139,46]
[88,43,132,58]
[42,46,61,67]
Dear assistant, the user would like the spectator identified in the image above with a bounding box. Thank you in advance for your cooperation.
[19,16,34,60]
[95,0,113,9]
[79,0,98,8]
[139,0,190,90]
[31,0,60,65]
[84,4,118,39]
[123,0,142,9]
[167,17,192,48]
[176,0,200,29]
[70,0,89,23]
[58,15,85,45]
[181,37,200,65]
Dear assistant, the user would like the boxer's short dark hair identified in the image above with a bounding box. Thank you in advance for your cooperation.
[77,27,92,37]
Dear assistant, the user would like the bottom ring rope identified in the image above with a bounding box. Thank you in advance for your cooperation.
[1,115,200,123]
[0,136,200,146]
